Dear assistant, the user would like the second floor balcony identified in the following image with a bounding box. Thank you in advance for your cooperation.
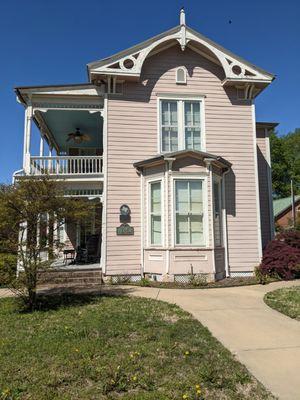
[14,85,105,181]
[29,155,103,177]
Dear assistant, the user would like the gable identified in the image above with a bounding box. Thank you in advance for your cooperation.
[87,13,274,98]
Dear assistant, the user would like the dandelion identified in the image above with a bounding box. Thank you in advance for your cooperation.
[182,394,188,399]
[132,376,137,381]
[195,384,200,389]
[74,348,79,352]
[196,389,201,395]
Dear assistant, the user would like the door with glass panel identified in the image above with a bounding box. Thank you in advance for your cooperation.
[175,179,204,246]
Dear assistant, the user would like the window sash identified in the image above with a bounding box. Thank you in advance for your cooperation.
[175,180,204,246]
[150,181,162,245]
[160,99,202,152]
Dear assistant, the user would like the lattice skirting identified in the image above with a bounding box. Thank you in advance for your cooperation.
[229,271,254,278]
[109,275,141,284]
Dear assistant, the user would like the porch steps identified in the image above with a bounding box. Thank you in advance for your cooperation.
[37,268,103,288]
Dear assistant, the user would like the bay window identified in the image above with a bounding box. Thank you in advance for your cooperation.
[160,99,203,153]
[175,179,204,246]
[150,181,162,245]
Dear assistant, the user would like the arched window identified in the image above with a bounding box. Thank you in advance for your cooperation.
[176,67,187,84]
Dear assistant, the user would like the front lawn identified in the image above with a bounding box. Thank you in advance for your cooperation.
[0,295,275,399]
[264,286,300,320]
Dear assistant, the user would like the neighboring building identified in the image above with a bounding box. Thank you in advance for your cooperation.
[274,196,300,230]
[13,9,277,281]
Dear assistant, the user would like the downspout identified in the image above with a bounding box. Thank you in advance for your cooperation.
[222,168,230,277]
[164,157,175,276]
[140,169,144,277]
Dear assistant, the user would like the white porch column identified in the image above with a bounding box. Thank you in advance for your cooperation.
[39,136,44,157]
[23,106,33,173]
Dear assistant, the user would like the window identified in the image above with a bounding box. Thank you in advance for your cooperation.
[175,180,204,245]
[150,181,162,245]
[160,99,203,153]
[161,101,178,152]
[213,179,222,246]
[176,67,187,84]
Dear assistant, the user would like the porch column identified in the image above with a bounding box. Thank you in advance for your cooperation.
[39,136,44,157]
[23,106,33,173]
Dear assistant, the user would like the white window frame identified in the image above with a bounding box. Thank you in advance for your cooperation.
[171,175,208,248]
[175,66,187,84]
[213,175,223,247]
[147,177,164,247]
[157,94,206,154]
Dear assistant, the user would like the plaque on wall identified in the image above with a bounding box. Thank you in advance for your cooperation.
[116,223,134,235]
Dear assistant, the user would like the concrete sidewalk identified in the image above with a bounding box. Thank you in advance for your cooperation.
[128,281,300,400]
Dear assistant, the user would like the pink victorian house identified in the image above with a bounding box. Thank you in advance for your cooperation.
[14,10,276,283]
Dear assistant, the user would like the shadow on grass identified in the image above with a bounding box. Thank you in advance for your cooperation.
[17,286,136,313]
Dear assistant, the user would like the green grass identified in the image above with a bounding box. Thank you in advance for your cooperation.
[0,295,275,400]
[264,286,300,320]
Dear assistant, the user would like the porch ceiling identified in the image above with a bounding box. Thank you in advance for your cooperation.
[41,110,103,152]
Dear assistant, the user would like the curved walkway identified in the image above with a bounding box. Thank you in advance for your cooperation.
[128,281,300,400]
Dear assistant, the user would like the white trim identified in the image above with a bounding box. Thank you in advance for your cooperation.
[156,92,206,99]
[100,95,108,273]
[164,163,169,273]
[209,165,216,273]
[146,177,164,248]
[265,129,275,240]
[252,103,263,260]
[222,170,230,277]
[157,95,206,154]
[140,172,145,274]
[212,175,223,247]
[171,175,209,248]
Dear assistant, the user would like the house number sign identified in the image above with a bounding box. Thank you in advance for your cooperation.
[116,204,134,235]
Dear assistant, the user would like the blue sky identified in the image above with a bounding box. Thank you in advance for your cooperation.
[0,0,299,183]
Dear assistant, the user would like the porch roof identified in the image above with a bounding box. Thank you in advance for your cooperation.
[133,150,232,171]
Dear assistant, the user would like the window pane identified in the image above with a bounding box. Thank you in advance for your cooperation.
[150,182,161,245]
[185,128,193,149]
[169,102,178,125]
[190,180,203,213]
[161,101,169,125]
[193,102,200,124]
[176,214,189,244]
[184,102,192,125]
[170,128,178,151]
[161,128,169,152]
[176,181,189,213]
[193,129,201,150]
[151,215,161,245]
[190,215,203,245]
[151,182,161,213]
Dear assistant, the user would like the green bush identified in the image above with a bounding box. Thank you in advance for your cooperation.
[0,253,17,287]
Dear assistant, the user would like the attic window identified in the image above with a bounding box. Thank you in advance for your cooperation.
[176,67,187,84]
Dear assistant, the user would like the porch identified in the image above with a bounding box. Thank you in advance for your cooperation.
[14,84,105,181]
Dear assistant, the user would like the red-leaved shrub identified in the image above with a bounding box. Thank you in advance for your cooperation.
[258,231,300,280]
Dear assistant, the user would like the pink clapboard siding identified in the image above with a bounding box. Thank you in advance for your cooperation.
[105,44,260,275]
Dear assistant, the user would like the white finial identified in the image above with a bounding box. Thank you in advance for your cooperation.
[180,7,186,25]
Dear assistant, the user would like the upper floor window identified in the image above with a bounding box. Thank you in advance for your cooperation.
[160,99,203,153]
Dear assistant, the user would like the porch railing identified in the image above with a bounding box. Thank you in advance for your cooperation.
[30,156,103,176]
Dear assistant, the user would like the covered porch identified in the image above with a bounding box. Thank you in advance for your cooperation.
[14,84,105,180]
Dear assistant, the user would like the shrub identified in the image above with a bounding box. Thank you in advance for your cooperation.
[258,238,300,280]
[0,253,17,287]
[276,230,300,249]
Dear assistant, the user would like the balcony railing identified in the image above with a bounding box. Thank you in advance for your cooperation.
[29,156,103,176]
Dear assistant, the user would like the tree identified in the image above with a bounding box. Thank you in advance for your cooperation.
[270,128,300,198]
[0,177,92,310]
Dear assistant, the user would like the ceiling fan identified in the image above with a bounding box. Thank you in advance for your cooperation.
[66,128,91,144]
